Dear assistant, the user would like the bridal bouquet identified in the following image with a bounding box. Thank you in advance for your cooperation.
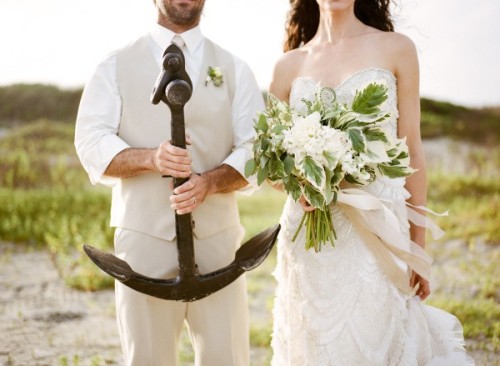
[245,83,416,252]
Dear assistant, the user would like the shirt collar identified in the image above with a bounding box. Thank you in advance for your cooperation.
[150,23,204,55]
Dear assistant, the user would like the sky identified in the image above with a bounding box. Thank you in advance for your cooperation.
[0,0,499,108]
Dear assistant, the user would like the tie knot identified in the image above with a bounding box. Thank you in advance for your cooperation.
[172,35,185,49]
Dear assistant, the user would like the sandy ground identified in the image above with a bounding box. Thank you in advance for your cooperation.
[1,240,498,366]
[0,243,122,366]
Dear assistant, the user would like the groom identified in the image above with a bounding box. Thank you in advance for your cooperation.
[74,0,263,364]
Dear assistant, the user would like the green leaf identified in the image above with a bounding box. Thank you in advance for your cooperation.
[331,165,345,187]
[378,164,412,178]
[244,159,257,177]
[256,114,268,133]
[324,169,335,205]
[256,165,269,185]
[364,127,389,143]
[260,138,270,153]
[344,174,363,185]
[351,111,390,124]
[269,158,286,179]
[259,155,269,168]
[283,155,295,175]
[323,151,338,169]
[302,156,326,189]
[272,124,287,134]
[352,83,388,115]
[323,108,341,121]
[336,112,356,129]
[348,128,366,153]
[284,176,302,202]
[396,149,409,160]
[303,184,324,208]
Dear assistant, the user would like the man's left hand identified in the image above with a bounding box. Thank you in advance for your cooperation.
[169,174,210,215]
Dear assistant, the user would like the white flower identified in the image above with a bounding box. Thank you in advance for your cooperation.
[323,128,350,166]
[341,152,363,175]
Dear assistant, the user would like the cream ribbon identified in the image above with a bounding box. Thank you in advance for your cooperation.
[336,188,447,295]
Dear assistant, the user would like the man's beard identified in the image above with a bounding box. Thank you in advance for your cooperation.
[162,2,203,26]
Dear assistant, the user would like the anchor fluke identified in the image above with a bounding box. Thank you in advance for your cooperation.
[83,224,280,302]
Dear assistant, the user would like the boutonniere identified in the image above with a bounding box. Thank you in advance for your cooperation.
[205,66,223,87]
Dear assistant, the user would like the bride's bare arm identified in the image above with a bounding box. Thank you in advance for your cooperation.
[394,35,427,249]
[393,34,430,299]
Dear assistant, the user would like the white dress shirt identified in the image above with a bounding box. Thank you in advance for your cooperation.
[75,24,263,188]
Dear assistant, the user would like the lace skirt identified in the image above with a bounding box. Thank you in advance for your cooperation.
[271,180,474,366]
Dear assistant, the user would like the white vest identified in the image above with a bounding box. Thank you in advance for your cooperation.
[111,35,240,241]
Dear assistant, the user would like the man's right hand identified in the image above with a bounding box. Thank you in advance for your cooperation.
[152,140,192,178]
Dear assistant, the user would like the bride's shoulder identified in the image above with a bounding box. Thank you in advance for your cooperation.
[379,32,417,57]
[269,48,307,99]
[375,32,419,75]
[274,47,306,75]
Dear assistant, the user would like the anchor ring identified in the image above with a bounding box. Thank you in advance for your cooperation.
[192,196,198,205]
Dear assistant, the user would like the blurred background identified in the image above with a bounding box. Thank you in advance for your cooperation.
[0,0,498,365]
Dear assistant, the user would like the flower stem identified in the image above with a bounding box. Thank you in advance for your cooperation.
[292,204,336,252]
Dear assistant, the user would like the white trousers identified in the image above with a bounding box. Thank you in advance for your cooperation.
[114,226,249,366]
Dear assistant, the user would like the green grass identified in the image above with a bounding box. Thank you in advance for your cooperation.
[0,119,86,189]
[238,184,286,240]
[428,297,500,351]
[428,173,500,244]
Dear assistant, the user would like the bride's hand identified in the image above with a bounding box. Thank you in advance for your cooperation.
[410,270,430,300]
[298,196,316,212]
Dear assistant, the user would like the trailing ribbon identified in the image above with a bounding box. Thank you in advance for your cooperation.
[337,188,447,295]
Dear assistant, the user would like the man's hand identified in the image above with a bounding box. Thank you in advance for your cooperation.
[169,164,248,215]
[153,140,192,178]
[410,270,430,300]
[169,174,209,215]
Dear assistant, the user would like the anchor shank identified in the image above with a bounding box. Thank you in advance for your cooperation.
[170,107,187,152]
[175,213,196,277]
[169,102,197,278]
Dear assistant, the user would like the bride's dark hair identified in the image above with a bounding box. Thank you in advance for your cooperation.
[284,0,395,51]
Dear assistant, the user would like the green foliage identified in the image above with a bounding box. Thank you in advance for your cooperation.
[348,128,366,152]
[428,297,500,351]
[1,84,498,146]
[250,323,273,347]
[0,119,87,189]
[237,184,286,241]
[0,84,82,125]
[351,83,388,114]
[420,98,500,144]
[0,188,114,290]
[428,173,499,244]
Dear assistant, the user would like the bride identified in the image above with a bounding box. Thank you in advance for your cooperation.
[268,0,474,365]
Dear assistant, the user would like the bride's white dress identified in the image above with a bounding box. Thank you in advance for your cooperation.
[271,68,474,366]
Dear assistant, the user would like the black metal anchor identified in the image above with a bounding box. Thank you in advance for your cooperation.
[83,43,280,302]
